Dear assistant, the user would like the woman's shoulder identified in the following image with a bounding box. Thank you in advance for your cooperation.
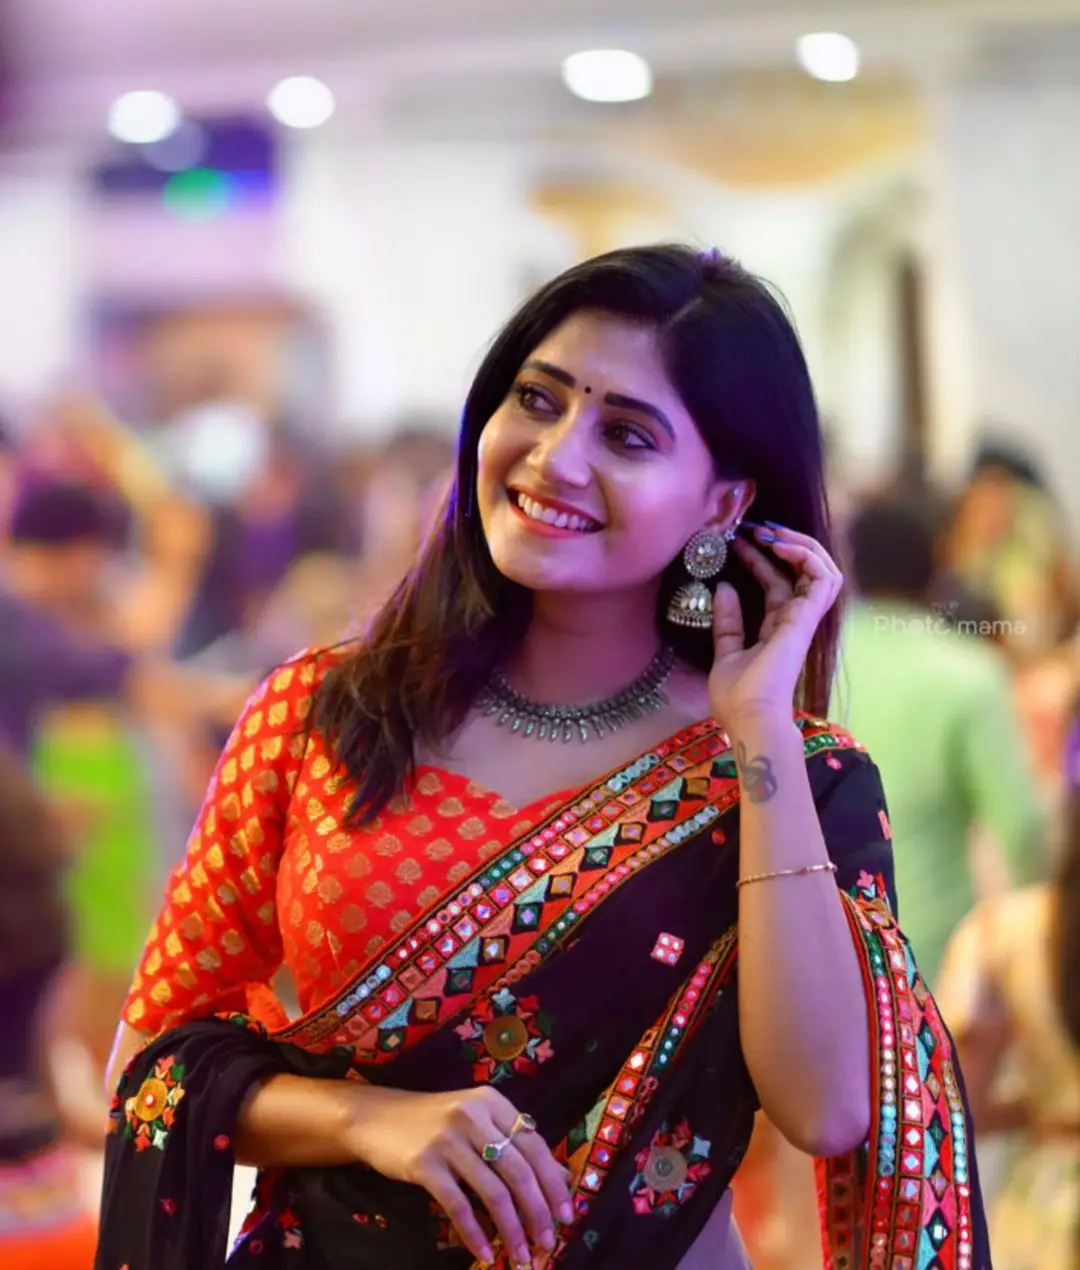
[252,641,358,706]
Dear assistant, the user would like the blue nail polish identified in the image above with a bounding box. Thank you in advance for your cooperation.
[764,520,783,530]
[757,532,776,543]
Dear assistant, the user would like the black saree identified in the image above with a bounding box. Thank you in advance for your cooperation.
[96,718,991,1269]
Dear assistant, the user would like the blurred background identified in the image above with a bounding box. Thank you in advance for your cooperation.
[1,1,1079,1266]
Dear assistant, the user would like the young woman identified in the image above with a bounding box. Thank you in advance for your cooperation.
[99,245,990,1269]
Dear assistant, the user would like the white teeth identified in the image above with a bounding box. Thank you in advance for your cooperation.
[515,493,598,532]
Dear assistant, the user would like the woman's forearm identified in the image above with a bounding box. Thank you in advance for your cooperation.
[728,709,871,1157]
[234,1073,366,1168]
[110,1021,371,1170]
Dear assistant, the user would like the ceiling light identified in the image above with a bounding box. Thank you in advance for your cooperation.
[108,91,181,145]
[267,76,336,129]
[796,32,860,82]
[562,49,653,103]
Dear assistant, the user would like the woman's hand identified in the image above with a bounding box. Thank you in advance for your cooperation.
[708,523,843,726]
[346,1084,573,1267]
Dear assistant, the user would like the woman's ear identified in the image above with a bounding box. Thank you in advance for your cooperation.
[706,479,757,533]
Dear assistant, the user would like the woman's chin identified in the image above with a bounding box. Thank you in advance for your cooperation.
[493,556,585,594]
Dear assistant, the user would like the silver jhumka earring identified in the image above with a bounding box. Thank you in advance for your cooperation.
[665,526,736,629]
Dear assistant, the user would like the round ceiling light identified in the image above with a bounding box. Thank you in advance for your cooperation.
[796,33,861,83]
[108,91,182,145]
[267,76,336,129]
[562,49,653,103]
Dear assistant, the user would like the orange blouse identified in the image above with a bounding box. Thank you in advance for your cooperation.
[123,649,565,1036]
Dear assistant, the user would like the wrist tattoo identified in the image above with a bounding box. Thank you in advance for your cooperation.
[735,742,779,804]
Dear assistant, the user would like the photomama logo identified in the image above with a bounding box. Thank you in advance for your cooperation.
[870,602,1027,638]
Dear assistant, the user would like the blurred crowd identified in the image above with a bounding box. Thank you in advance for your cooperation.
[1,380,1079,1266]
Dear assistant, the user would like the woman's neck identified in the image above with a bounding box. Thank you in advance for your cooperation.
[507,589,665,706]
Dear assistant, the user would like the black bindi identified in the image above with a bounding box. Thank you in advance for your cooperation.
[583,385,592,394]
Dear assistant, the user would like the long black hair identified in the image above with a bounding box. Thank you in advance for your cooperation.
[316,244,840,823]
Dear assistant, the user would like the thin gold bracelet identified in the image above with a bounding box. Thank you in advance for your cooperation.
[736,861,837,889]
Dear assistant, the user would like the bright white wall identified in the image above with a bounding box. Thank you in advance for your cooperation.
[278,134,576,434]
[278,128,909,472]
[7,82,1073,510]
[0,151,85,408]
[930,72,1080,519]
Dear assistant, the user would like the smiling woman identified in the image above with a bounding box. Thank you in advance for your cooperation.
[99,244,991,1270]
[477,314,718,599]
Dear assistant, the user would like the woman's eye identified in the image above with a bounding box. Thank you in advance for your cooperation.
[514,384,555,414]
[607,422,655,451]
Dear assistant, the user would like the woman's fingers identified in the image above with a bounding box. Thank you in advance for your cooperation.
[489,1143,559,1253]
[733,535,794,605]
[511,1128,575,1227]
[446,1138,535,1266]
[752,523,843,581]
[744,526,841,606]
[762,539,839,606]
[712,581,746,659]
[420,1160,497,1264]
[400,1091,569,1267]
[487,1090,572,1223]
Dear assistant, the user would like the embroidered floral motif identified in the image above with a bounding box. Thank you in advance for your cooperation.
[456,987,555,1083]
[878,808,892,840]
[121,1055,186,1152]
[629,1119,712,1216]
[850,870,890,907]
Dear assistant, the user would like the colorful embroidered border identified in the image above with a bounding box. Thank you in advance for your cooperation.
[276,718,862,1060]
[276,721,728,1052]
[556,925,739,1248]
[819,876,974,1270]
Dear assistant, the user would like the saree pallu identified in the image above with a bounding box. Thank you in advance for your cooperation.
[96,721,991,1269]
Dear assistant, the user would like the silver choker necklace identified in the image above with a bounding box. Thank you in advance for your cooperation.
[477,646,677,743]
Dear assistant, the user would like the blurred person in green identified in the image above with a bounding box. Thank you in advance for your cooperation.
[32,701,156,1076]
[836,496,1045,984]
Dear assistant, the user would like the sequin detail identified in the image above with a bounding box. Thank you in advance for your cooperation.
[119,1056,186,1152]
[816,869,975,1268]
[650,933,685,967]
[630,1119,713,1216]
[456,987,555,1083]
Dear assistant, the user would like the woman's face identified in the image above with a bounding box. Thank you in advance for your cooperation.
[476,310,748,598]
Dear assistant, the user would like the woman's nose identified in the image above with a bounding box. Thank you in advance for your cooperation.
[528,410,591,488]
